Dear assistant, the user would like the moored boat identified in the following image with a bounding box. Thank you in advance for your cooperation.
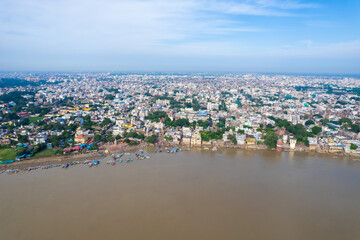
[107,160,116,165]
[7,169,19,174]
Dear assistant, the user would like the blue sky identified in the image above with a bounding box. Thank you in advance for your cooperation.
[0,0,359,73]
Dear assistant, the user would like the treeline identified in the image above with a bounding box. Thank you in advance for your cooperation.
[200,127,234,142]
[268,116,321,146]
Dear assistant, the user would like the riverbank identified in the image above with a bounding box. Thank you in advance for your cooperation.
[1,142,359,171]
[0,143,150,170]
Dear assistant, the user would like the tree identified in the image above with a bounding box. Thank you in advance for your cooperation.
[339,117,352,125]
[311,126,322,135]
[305,120,315,126]
[16,147,28,156]
[320,118,329,125]
[263,131,278,148]
[197,120,209,128]
[228,134,237,145]
[146,134,157,144]
[21,118,30,125]
[66,123,78,132]
[49,135,60,147]
[237,129,245,134]
[17,134,28,143]
[102,118,112,126]
[105,94,115,100]
[31,143,46,156]
[107,136,115,142]
[129,141,138,146]
[350,143,358,150]
[350,124,360,133]
[145,111,167,122]
[94,134,102,141]
[276,119,290,128]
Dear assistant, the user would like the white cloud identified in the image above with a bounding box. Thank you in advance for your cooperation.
[3,0,357,73]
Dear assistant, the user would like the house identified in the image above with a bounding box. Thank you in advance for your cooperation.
[191,132,202,146]
[246,135,256,145]
[289,138,297,150]
[308,137,317,151]
[236,134,246,145]
[75,134,88,144]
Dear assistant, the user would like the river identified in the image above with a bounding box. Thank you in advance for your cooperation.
[1,148,360,240]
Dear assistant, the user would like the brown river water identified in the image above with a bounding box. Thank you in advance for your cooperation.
[1,148,360,240]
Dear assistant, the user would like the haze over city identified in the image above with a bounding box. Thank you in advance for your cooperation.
[1,0,359,73]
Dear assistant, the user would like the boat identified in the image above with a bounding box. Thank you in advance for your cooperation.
[7,169,19,174]
[125,158,134,163]
[212,147,217,151]
[107,160,116,165]
[62,163,70,169]
[25,166,39,171]
[42,164,60,169]
[93,160,100,165]
[117,159,123,163]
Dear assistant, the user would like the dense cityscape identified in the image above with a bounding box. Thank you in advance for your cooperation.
[1,72,360,164]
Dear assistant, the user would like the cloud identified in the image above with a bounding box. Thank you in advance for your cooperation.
[3,0,357,73]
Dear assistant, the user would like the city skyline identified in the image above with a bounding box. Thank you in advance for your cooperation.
[0,0,359,73]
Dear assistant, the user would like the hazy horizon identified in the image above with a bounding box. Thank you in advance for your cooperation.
[1,0,359,73]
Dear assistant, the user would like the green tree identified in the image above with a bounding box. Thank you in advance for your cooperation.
[21,118,30,125]
[350,143,358,150]
[16,147,28,156]
[339,117,352,125]
[276,119,290,128]
[17,134,28,143]
[66,123,78,132]
[146,134,157,144]
[102,118,112,126]
[263,131,278,148]
[107,136,115,142]
[228,134,237,145]
[94,134,102,141]
[129,141,138,146]
[105,94,115,100]
[311,126,322,135]
[49,135,60,147]
[320,118,330,125]
[305,120,315,126]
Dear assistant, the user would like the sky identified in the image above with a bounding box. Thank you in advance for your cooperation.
[0,0,359,73]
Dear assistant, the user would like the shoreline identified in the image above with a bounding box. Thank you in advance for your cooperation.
[1,142,359,171]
